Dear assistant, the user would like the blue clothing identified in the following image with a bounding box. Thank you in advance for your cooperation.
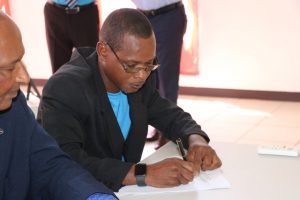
[142,2,186,103]
[0,92,117,200]
[87,193,118,200]
[52,0,95,6]
[107,92,131,140]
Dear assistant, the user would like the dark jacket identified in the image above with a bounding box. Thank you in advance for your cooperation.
[0,92,115,199]
[38,47,209,191]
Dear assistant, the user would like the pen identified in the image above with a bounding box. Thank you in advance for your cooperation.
[176,138,187,161]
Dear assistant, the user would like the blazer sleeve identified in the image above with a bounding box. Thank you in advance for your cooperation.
[145,73,210,148]
[29,111,117,199]
[38,74,133,191]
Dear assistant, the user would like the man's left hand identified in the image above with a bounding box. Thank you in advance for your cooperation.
[187,134,222,175]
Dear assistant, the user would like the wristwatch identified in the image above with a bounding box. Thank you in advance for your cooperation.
[135,163,147,186]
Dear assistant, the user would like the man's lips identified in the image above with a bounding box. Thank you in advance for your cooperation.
[130,82,144,89]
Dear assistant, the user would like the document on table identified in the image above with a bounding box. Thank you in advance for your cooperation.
[118,168,230,196]
[117,142,231,197]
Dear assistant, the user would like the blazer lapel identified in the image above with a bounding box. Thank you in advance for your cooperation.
[87,53,124,159]
[123,93,148,162]
[102,104,124,159]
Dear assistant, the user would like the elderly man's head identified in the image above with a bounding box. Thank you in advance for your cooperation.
[0,12,29,111]
[96,8,158,94]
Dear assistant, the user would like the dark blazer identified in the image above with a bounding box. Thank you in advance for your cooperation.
[38,47,209,191]
[0,92,115,200]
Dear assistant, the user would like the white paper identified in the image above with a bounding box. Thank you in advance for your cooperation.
[117,168,231,197]
[117,142,231,197]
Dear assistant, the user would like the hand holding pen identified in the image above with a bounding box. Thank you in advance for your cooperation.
[185,134,222,174]
[142,138,194,187]
[176,138,187,161]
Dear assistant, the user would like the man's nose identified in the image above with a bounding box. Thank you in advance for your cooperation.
[16,61,30,84]
[133,68,149,80]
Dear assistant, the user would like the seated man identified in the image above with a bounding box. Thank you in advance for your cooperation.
[0,12,117,200]
[38,8,222,192]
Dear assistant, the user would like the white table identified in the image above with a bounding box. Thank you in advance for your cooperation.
[118,142,300,200]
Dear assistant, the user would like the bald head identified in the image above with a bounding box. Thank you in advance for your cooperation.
[0,11,20,32]
[0,12,28,111]
[0,11,22,41]
[0,12,24,65]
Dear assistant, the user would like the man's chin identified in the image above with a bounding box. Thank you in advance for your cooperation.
[124,89,138,94]
[124,86,140,94]
[0,100,13,112]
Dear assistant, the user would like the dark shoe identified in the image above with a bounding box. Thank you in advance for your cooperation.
[146,129,159,141]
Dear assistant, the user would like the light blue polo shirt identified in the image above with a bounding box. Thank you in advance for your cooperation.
[107,91,131,140]
[52,0,95,6]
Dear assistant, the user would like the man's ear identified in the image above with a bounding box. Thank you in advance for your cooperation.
[96,41,107,59]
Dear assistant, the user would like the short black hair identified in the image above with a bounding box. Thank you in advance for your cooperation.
[100,8,153,51]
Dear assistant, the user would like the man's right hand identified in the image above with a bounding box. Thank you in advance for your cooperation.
[145,158,194,187]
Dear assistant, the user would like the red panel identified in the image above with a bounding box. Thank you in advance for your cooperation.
[180,0,199,75]
[0,0,11,15]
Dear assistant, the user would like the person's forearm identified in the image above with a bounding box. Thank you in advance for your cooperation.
[122,165,136,185]
[188,134,208,147]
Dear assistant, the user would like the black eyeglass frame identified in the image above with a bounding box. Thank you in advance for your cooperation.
[105,42,160,73]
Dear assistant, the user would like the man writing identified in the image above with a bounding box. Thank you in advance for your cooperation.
[38,8,222,192]
[0,11,117,200]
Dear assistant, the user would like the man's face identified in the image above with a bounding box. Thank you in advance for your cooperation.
[0,17,29,111]
[97,33,156,93]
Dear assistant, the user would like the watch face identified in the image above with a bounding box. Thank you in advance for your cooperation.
[135,163,147,176]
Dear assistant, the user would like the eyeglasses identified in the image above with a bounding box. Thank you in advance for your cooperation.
[105,42,160,73]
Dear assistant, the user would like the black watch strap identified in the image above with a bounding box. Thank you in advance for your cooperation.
[135,163,147,186]
[136,174,147,186]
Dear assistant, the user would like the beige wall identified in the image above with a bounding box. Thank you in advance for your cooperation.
[9,0,300,92]
[181,0,300,92]
[10,0,51,78]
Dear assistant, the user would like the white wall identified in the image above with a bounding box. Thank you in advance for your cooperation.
[9,0,135,79]
[9,0,300,92]
[181,0,300,92]
[10,0,51,79]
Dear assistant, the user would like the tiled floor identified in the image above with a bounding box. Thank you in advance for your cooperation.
[142,95,300,159]
[24,88,300,159]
